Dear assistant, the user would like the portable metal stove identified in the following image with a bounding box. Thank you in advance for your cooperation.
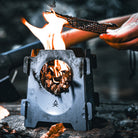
[21,48,98,131]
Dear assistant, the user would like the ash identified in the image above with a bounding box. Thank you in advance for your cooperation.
[0,102,138,137]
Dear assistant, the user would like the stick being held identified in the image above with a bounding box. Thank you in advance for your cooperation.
[47,10,117,34]
[62,14,134,49]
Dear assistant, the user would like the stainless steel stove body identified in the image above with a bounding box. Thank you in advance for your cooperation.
[21,48,97,131]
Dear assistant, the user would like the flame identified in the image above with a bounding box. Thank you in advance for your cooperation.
[21,9,68,50]
[48,59,70,79]
[22,9,71,88]
[54,60,69,77]
[0,106,10,120]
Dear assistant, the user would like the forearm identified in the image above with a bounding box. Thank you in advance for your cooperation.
[62,14,131,48]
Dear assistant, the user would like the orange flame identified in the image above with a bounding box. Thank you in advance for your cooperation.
[54,60,70,77]
[22,9,70,81]
[22,9,68,50]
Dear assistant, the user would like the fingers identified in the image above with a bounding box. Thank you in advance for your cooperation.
[100,23,138,43]
[122,13,138,27]
[104,37,138,50]
[100,13,138,46]
[100,33,117,42]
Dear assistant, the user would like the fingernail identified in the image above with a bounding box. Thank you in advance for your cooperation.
[100,34,113,40]
[99,34,106,39]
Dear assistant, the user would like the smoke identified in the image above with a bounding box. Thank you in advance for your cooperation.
[85,0,122,19]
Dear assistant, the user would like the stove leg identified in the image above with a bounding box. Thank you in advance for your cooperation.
[71,121,87,131]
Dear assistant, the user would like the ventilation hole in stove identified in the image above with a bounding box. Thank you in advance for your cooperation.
[40,60,72,96]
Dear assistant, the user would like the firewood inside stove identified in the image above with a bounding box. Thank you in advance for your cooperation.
[40,60,72,95]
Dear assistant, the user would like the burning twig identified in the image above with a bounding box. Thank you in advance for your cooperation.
[40,123,66,138]
[46,10,117,34]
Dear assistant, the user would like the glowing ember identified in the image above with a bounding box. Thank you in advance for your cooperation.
[40,123,66,138]
[54,60,70,77]
[22,9,68,50]
[40,60,72,95]
[0,106,10,120]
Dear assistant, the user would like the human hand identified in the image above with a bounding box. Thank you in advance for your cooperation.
[100,13,138,50]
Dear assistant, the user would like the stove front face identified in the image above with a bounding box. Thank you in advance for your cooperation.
[21,48,96,131]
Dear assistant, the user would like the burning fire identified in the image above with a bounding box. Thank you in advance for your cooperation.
[22,9,68,50]
[22,9,72,95]
[53,60,70,78]
[40,59,72,95]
